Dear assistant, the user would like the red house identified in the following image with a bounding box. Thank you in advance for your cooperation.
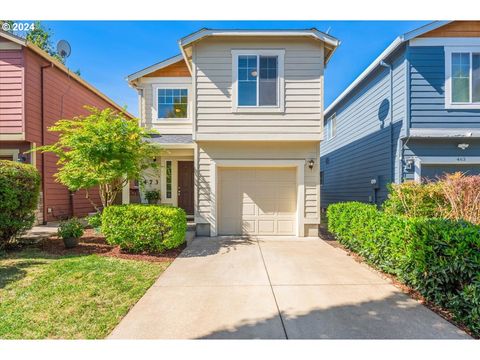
[0,30,133,223]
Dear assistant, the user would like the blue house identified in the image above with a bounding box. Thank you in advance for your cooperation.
[321,21,480,209]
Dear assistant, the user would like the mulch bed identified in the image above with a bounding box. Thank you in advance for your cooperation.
[38,229,185,263]
[320,224,476,339]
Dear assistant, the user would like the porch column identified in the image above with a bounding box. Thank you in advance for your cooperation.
[122,178,130,204]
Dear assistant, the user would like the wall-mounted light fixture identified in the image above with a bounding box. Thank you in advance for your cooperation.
[405,158,415,170]
[458,143,469,150]
[308,159,315,170]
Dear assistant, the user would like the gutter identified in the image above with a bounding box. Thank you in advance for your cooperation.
[40,62,52,224]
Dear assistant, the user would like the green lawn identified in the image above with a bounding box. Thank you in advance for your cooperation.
[0,249,168,339]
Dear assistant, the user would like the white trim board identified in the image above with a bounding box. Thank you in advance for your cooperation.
[0,149,20,160]
[410,38,480,47]
[179,29,340,51]
[414,156,480,182]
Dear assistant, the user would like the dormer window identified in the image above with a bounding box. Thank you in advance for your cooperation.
[232,49,285,112]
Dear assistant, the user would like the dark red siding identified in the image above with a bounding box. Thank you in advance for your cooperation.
[0,49,24,134]
[23,48,121,221]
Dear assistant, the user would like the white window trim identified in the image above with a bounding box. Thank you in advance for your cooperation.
[445,46,480,109]
[0,149,19,161]
[152,78,192,123]
[325,113,336,140]
[231,49,285,113]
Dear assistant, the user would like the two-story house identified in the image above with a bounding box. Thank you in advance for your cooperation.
[126,29,339,237]
[0,29,132,223]
[321,21,480,208]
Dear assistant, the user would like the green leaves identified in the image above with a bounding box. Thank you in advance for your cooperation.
[327,201,480,337]
[101,204,187,253]
[0,161,41,247]
[33,107,159,208]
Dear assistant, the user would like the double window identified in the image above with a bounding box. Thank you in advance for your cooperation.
[446,47,480,108]
[157,88,188,119]
[232,50,284,111]
[325,114,336,140]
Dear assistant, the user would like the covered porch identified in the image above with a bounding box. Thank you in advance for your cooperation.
[122,134,195,217]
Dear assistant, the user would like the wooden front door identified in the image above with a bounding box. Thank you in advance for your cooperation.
[177,161,194,215]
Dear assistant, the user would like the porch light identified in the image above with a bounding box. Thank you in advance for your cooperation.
[308,159,315,170]
[251,70,258,77]
[458,143,469,150]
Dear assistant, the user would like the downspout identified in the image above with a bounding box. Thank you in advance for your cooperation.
[40,63,52,224]
[379,60,395,184]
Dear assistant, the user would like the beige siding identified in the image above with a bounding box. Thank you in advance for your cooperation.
[137,77,193,134]
[196,141,320,230]
[193,37,324,140]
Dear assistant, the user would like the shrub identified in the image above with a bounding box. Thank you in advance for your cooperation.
[87,212,102,230]
[101,204,187,253]
[57,218,84,239]
[0,160,41,248]
[145,190,161,204]
[327,201,480,336]
[383,181,446,218]
[383,173,480,225]
[440,173,480,225]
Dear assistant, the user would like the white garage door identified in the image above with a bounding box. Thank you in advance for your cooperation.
[218,167,297,236]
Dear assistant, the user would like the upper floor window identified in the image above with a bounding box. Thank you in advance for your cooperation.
[158,88,188,119]
[325,114,336,140]
[445,47,480,109]
[232,49,285,112]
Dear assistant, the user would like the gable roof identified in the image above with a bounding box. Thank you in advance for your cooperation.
[325,21,453,115]
[179,28,340,67]
[127,28,341,83]
[126,54,184,83]
[0,29,134,119]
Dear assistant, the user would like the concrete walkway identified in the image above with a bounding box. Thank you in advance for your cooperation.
[109,236,470,339]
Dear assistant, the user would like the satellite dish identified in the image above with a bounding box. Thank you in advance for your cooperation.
[56,40,71,58]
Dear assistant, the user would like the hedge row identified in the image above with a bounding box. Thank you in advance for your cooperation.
[0,161,41,248]
[327,202,480,337]
[101,204,187,253]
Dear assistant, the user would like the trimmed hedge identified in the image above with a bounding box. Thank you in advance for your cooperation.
[0,160,41,248]
[101,204,187,253]
[327,202,480,336]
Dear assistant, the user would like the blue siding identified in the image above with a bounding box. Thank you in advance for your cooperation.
[321,46,406,208]
[409,46,480,128]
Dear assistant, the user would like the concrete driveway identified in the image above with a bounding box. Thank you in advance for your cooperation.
[109,236,469,339]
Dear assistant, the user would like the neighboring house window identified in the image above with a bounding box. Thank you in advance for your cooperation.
[158,89,188,118]
[325,114,336,140]
[165,160,172,199]
[232,50,285,112]
[320,171,324,186]
[445,47,480,109]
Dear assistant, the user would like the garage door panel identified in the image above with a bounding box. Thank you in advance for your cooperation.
[242,203,256,215]
[242,220,256,234]
[278,220,295,234]
[258,220,275,233]
[422,164,480,181]
[219,167,297,236]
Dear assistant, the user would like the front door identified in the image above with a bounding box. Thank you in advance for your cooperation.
[177,161,194,215]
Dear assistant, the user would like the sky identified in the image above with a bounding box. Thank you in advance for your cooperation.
[41,21,430,117]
